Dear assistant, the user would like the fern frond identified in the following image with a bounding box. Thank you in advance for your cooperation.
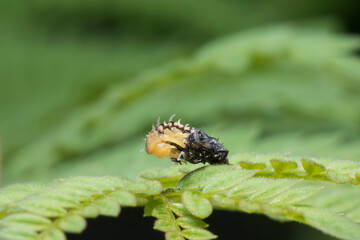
[141,155,360,240]
[0,176,158,240]
[3,154,360,239]
[232,153,360,184]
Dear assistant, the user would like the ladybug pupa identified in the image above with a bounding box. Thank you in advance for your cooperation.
[145,115,229,165]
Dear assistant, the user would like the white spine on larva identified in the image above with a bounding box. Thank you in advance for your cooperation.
[169,114,176,121]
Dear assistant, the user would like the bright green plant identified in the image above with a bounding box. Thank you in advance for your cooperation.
[1,2,360,239]
[3,22,360,186]
[2,154,360,240]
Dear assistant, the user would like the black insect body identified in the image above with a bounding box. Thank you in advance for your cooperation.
[180,130,229,165]
[145,115,229,165]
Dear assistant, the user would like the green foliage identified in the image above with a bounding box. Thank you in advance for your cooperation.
[3,22,360,186]
[0,176,148,240]
[233,153,360,185]
[2,154,360,239]
[1,1,360,239]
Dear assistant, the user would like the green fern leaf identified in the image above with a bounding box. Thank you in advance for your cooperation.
[0,227,38,240]
[57,215,86,234]
[181,191,213,219]
[0,213,51,232]
[181,228,217,240]
[2,154,360,239]
[233,153,360,185]
[176,217,209,229]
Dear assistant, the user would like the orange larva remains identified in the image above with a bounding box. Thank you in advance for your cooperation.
[145,115,194,160]
[145,115,229,165]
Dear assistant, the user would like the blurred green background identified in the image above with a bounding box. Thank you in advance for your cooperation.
[1,0,360,189]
